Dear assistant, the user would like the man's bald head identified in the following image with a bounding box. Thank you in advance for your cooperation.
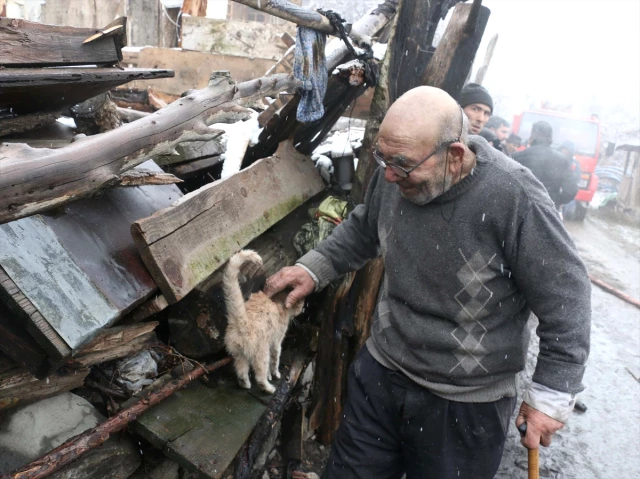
[380,86,464,153]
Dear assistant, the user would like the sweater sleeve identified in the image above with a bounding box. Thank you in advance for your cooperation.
[511,201,591,394]
[297,170,382,289]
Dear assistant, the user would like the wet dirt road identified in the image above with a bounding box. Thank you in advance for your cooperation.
[497,216,640,479]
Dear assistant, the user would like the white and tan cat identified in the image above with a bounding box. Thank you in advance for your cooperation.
[223,250,304,394]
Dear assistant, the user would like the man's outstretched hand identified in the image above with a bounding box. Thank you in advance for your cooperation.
[264,265,315,308]
[516,402,564,449]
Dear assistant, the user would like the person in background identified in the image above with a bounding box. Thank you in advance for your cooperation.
[512,121,579,209]
[558,140,582,218]
[458,82,493,135]
[484,116,511,149]
[504,133,523,157]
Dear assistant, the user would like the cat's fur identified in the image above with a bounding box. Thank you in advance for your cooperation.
[223,250,304,393]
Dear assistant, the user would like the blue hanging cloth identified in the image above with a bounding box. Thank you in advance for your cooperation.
[293,26,328,123]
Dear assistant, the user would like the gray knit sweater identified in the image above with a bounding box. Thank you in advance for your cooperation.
[298,136,591,403]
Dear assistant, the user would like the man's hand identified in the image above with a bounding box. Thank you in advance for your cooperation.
[516,402,564,449]
[264,265,315,308]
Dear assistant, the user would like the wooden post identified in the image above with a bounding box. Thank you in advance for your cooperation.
[474,33,498,84]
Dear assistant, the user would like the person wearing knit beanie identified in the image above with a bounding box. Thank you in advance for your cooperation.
[458,82,493,135]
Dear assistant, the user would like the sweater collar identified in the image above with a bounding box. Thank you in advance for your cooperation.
[435,135,491,204]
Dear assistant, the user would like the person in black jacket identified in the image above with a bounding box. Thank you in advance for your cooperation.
[512,121,579,208]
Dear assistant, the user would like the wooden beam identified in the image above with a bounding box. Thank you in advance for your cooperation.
[230,0,335,34]
[0,72,299,225]
[119,48,277,97]
[325,0,399,71]
[0,367,89,412]
[474,33,498,85]
[132,140,325,303]
[0,113,58,138]
[67,322,159,368]
[165,156,223,180]
[420,1,490,98]
[71,322,158,354]
[114,169,183,187]
[0,67,174,114]
[120,295,169,324]
[0,18,121,67]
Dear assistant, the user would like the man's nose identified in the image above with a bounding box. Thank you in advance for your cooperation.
[384,167,402,183]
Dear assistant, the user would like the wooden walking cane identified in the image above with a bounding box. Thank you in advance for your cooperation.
[517,422,540,479]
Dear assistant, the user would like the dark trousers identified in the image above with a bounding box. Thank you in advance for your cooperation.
[322,347,516,479]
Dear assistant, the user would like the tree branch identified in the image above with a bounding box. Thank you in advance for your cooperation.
[0,72,300,224]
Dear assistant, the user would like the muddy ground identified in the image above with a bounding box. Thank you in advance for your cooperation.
[289,213,640,479]
[496,215,640,479]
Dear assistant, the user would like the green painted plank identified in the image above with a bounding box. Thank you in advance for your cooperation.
[135,379,272,478]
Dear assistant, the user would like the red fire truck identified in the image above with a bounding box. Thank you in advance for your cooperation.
[512,110,600,220]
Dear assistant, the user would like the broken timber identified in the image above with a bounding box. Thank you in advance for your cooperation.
[0,366,89,412]
[0,72,300,224]
[0,67,174,114]
[66,322,159,369]
[231,0,335,34]
[1,358,232,479]
[0,18,123,68]
[132,140,325,303]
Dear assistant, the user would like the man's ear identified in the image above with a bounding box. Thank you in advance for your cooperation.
[447,143,466,173]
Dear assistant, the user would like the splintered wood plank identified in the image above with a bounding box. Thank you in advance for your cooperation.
[0,18,120,67]
[132,141,325,303]
[0,367,89,411]
[135,380,271,478]
[66,322,159,368]
[0,67,174,114]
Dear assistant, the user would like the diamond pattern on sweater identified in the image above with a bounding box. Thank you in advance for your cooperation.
[450,250,496,374]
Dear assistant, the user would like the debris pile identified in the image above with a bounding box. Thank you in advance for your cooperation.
[0,2,397,478]
[0,0,486,477]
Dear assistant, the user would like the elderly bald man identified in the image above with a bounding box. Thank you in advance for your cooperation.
[266,87,590,479]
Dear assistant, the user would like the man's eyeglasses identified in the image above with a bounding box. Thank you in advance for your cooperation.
[372,108,464,179]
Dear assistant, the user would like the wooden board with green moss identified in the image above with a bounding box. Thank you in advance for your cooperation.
[134,378,272,478]
[131,140,325,303]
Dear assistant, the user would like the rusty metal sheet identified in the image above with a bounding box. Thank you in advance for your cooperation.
[42,163,183,313]
[0,162,182,350]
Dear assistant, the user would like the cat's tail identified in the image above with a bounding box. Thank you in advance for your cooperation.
[223,249,263,327]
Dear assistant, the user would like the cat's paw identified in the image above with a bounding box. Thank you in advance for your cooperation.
[238,377,251,389]
[259,382,276,394]
[267,373,272,381]
[272,370,281,380]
